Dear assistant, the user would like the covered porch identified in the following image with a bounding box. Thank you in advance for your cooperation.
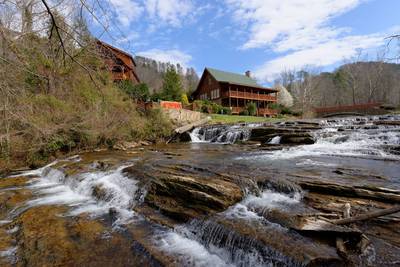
[221,84,279,117]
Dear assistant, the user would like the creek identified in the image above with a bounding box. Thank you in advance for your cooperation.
[0,115,399,266]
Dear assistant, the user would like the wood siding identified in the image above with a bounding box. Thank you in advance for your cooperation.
[97,41,140,84]
[193,70,221,101]
[192,69,279,116]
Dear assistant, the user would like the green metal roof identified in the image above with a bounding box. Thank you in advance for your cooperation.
[206,67,262,88]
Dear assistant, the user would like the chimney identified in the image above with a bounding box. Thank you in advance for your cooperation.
[245,70,251,77]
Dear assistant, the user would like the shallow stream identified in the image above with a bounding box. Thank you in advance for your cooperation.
[0,115,399,266]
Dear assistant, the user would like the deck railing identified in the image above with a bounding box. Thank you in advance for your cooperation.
[224,91,277,102]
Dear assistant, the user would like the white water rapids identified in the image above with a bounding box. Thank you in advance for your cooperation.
[237,116,400,162]
[2,159,307,266]
[2,115,400,266]
[189,125,256,144]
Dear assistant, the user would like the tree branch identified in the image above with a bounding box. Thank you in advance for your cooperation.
[40,0,99,88]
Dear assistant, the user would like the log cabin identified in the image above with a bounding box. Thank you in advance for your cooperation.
[96,40,140,84]
[192,68,279,116]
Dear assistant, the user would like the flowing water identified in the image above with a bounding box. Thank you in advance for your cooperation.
[189,124,258,144]
[0,115,400,266]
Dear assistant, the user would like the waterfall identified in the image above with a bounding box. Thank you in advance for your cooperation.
[268,136,281,144]
[190,125,252,144]
[154,185,308,267]
[154,218,302,267]
[20,163,143,226]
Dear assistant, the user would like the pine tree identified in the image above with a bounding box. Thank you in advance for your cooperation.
[161,66,183,101]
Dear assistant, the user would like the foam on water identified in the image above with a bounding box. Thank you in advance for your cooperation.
[25,165,141,225]
[268,136,281,145]
[155,220,293,267]
[155,187,302,267]
[295,159,338,167]
[238,118,400,161]
[154,230,232,267]
[224,189,302,223]
[223,203,263,221]
[0,246,17,264]
[0,220,12,226]
[190,127,209,143]
[244,190,301,209]
[190,125,252,144]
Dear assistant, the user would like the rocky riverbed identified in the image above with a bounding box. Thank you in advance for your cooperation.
[0,115,399,266]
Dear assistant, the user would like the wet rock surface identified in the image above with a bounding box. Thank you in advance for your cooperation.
[0,114,399,266]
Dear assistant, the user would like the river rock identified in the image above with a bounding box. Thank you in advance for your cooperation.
[145,174,243,222]
[250,127,292,140]
[175,132,192,142]
[13,206,158,267]
[113,141,139,151]
[280,133,315,145]
[374,120,400,126]
[250,126,316,145]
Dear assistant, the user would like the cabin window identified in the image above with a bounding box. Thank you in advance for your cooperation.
[200,93,208,100]
[211,89,220,99]
[115,58,124,65]
[112,66,123,73]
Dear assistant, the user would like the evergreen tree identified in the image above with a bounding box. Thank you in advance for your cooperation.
[161,66,183,101]
[118,81,150,101]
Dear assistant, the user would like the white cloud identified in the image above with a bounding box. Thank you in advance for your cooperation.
[254,33,386,81]
[145,0,194,27]
[116,32,140,44]
[109,0,143,27]
[137,49,193,70]
[226,0,364,50]
[225,0,393,82]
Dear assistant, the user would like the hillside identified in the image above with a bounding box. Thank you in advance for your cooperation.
[280,62,400,112]
[135,56,199,95]
[0,30,173,172]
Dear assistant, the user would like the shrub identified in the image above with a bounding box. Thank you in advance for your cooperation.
[201,105,209,113]
[143,108,173,141]
[246,102,257,116]
[118,81,149,101]
[181,93,189,105]
[268,103,299,116]
[239,110,249,116]
[210,102,222,114]
[269,103,280,110]
[220,107,232,115]
[280,106,292,115]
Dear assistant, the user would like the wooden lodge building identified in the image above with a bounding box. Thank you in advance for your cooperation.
[192,68,279,116]
[96,40,140,84]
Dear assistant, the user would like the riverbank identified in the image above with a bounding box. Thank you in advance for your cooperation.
[0,106,173,176]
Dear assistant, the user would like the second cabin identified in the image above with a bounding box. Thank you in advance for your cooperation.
[192,68,279,116]
[96,40,140,84]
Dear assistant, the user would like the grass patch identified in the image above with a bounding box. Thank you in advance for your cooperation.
[209,114,292,124]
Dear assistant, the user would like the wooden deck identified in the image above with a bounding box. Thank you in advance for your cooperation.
[224,91,277,102]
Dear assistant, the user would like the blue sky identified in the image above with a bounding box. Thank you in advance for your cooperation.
[92,0,400,84]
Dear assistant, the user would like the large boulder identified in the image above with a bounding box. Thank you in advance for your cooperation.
[250,127,315,145]
[145,174,243,222]
[280,133,315,145]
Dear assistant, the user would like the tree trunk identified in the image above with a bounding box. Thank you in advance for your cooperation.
[333,206,400,225]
